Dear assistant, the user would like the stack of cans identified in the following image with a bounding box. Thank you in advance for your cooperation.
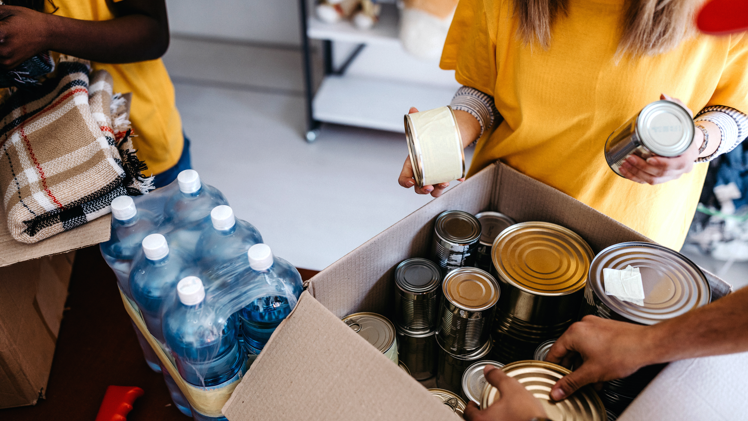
[431,211,482,273]
[435,267,500,393]
[393,258,442,380]
[474,211,516,273]
[490,222,594,363]
[586,242,711,419]
[342,312,398,364]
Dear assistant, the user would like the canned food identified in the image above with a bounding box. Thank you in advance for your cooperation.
[605,100,695,178]
[342,312,398,364]
[491,222,593,363]
[432,210,482,273]
[480,361,606,421]
[404,106,466,187]
[398,361,411,375]
[461,360,504,404]
[429,388,467,418]
[438,267,500,354]
[396,324,438,380]
[436,336,493,394]
[394,258,442,332]
[474,211,516,272]
[533,339,556,362]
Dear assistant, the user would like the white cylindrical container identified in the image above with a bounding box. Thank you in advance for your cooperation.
[404,106,466,187]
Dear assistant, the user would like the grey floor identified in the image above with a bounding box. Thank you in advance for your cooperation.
[163,36,747,290]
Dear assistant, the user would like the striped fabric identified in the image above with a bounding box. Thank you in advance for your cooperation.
[0,57,152,244]
[449,86,501,143]
[695,105,748,163]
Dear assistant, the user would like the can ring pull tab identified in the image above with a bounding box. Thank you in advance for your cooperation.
[445,398,459,412]
[345,320,362,333]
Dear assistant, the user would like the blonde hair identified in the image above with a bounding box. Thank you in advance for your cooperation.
[513,0,700,56]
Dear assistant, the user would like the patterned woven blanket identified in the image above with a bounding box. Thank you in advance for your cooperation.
[0,57,152,244]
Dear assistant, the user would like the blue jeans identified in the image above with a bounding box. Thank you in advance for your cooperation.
[153,135,192,188]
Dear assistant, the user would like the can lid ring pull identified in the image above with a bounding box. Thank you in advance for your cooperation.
[445,398,459,412]
[345,320,362,333]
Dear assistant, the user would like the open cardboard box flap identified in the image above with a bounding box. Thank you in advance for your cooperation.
[224,162,735,420]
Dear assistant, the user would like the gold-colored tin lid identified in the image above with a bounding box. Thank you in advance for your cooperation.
[342,312,396,354]
[589,242,711,325]
[476,211,516,246]
[435,210,482,245]
[480,361,607,421]
[443,267,500,311]
[429,388,467,417]
[395,258,442,294]
[492,222,594,296]
[461,360,505,405]
[399,361,411,375]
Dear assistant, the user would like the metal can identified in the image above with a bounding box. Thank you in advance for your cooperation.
[342,312,398,364]
[437,267,500,354]
[474,211,516,273]
[461,360,504,404]
[394,258,442,332]
[436,337,493,395]
[480,361,607,420]
[398,361,411,375]
[396,324,438,381]
[491,222,594,363]
[404,106,466,187]
[605,100,695,178]
[432,210,482,273]
[429,388,467,419]
[533,339,556,362]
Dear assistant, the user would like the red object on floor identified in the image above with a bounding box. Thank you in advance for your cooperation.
[95,386,144,421]
[697,0,748,35]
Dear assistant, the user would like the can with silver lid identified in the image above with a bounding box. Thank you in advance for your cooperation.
[480,361,607,420]
[342,312,398,364]
[396,324,438,380]
[605,100,695,177]
[436,336,493,394]
[533,339,556,362]
[437,267,500,354]
[394,258,442,332]
[404,106,466,187]
[429,388,467,419]
[474,212,516,273]
[461,360,504,404]
[491,222,594,363]
[432,210,482,273]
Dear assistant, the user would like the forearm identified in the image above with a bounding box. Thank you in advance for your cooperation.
[454,110,482,149]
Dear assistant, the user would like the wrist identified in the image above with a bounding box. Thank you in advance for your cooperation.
[638,324,670,367]
[41,13,62,52]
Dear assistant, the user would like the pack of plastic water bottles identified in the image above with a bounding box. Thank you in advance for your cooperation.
[99,170,303,421]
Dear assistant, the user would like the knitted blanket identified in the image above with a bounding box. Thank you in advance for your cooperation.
[0,57,152,244]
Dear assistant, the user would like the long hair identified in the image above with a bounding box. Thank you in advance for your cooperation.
[513,0,700,56]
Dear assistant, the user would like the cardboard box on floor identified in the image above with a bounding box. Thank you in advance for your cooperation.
[223,162,738,421]
[0,216,109,408]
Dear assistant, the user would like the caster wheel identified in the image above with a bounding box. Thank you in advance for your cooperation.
[306,129,320,143]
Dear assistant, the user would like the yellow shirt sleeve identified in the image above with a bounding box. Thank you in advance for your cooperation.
[439,0,498,96]
[707,33,748,113]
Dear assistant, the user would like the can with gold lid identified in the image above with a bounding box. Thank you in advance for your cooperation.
[461,360,504,404]
[480,361,607,421]
[396,324,438,380]
[437,267,500,354]
[342,312,398,364]
[491,222,594,363]
[405,106,466,187]
[474,211,516,273]
[429,388,467,419]
[394,258,442,333]
[432,210,482,273]
[436,338,493,395]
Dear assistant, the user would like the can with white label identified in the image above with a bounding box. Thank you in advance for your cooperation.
[404,106,466,187]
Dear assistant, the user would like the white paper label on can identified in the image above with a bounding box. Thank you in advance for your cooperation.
[411,107,464,186]
[603,266,645,306]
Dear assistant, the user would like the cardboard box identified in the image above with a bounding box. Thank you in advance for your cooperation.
[223,162,736,421]
[0,215,109,408]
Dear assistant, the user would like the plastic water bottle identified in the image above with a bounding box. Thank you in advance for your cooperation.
[163,277,248,421]
[99,196,162,373]
[197,206,263,271]
[163,170,228,258]
[239,244,303,354]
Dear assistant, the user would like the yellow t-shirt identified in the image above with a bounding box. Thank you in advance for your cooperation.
[45,0,183,175]
[441,0,748,250]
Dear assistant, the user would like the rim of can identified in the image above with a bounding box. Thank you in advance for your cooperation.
[533,339,557,361]
[480,361,606,420]
[475,211,516,246]
[398,361,411,375]
[636,100,695,157]
[404,106,466,188]
[492,222,594,296]
[588,241,711,326]
[435,210,482,245]
[429,388,467,416]
[396,323,437,339]
[395,258,442,294]
[342,312,396,354]
[461,360,505,405]
[436,334,493,360]
[442,267,501,311]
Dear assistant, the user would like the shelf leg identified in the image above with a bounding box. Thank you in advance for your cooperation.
[299,0,322,141]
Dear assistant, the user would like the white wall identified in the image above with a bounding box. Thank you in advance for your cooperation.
[166,0,301,46]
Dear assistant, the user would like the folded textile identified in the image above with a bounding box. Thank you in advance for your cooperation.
[0,51,55,89]
[0,56,152,244]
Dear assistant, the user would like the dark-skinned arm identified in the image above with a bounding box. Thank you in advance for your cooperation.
[0,0,169,70]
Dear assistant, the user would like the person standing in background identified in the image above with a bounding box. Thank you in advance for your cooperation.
[0,0,189,188]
